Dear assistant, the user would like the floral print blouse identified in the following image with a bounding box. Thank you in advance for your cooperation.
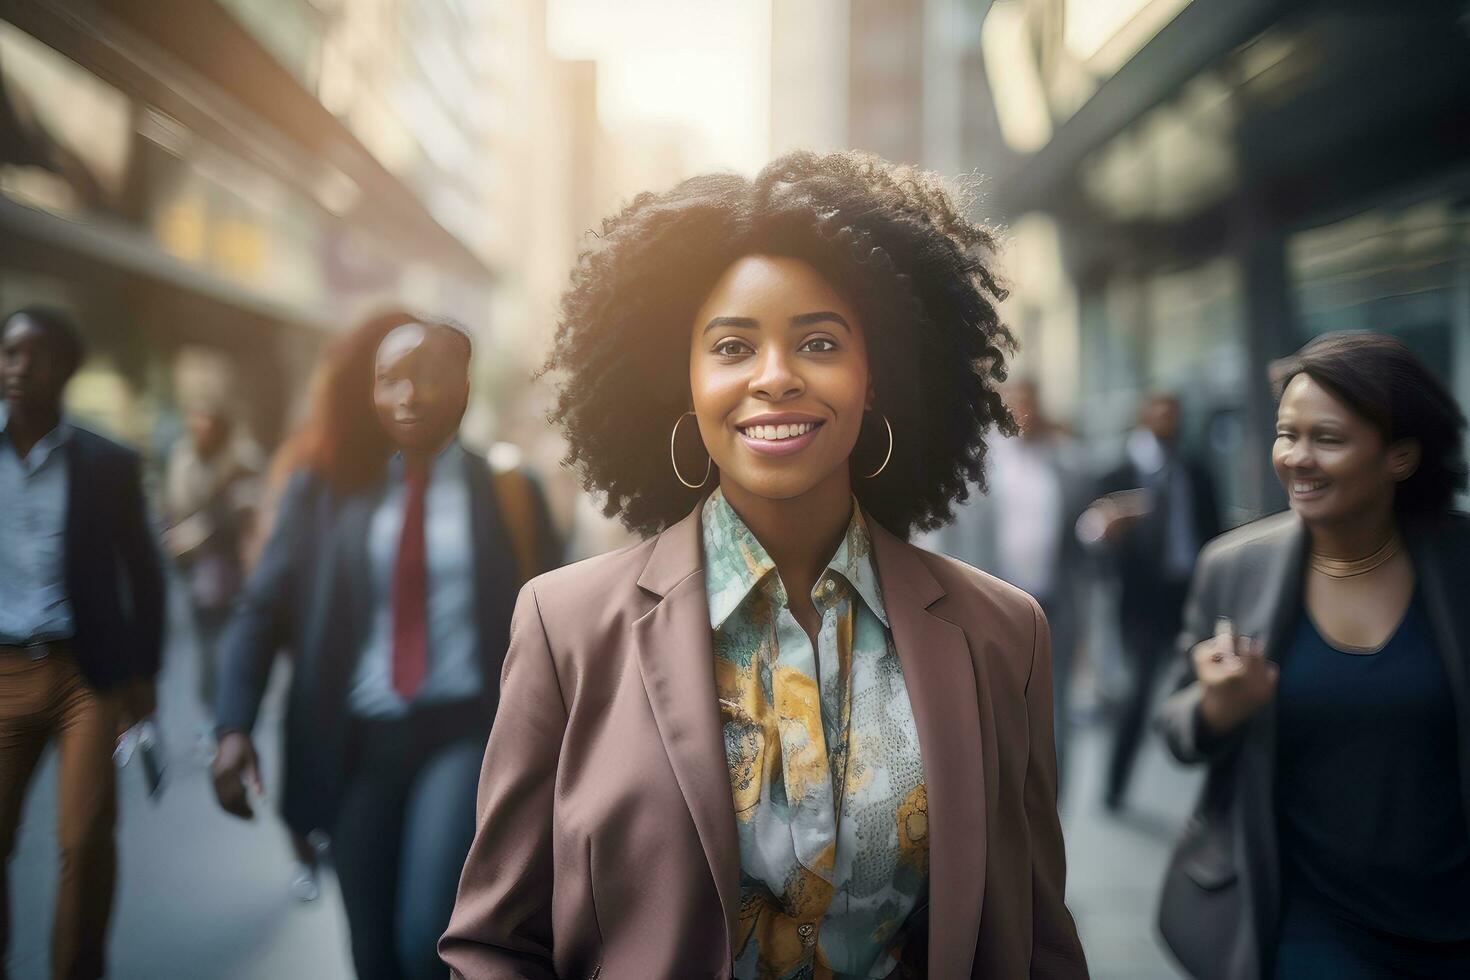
[701,489,928,979]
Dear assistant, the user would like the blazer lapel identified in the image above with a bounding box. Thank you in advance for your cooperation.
[631,506,741,961]
[341,487,378,634]
[307,485,377,699]
[1238,514,1305,955]
[869,520,987,980]
[1256,515,1307,662]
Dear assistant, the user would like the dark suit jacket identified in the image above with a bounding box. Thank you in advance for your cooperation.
[61,425,167,691]
[215,446,535,834]
[440,503,1088,980]
[1096,452,1222,627]
[1156,511,1470,980]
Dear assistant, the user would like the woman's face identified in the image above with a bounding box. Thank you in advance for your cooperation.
[1272,373,1411,525]
[373,323,470,453]
[688,254,870,504]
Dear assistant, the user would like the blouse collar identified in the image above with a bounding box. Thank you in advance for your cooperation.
[700,486,889,631]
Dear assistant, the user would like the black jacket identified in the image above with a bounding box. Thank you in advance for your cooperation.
[1155,511,1470,979]
[60,426,167,690]
[1096,452,1222,624]
[215,448,549,834]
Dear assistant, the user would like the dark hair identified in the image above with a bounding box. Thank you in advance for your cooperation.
[269,310,468,495]
[542,150,1017,539]
[3,305,85,379]
[1270,331,1467,517]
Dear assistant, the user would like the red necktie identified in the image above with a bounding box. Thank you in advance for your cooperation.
[391,460,429,700]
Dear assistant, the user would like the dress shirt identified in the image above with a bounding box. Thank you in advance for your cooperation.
[348,442,482,718]
[702,488,927,980]
[989,435,1064,598]
[1126,428,1197,581]
[0,414,74,645]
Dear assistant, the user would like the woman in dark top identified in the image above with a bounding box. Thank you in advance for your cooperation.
[1156,331,1470,979]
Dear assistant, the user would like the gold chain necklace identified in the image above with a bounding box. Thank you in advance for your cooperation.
[1309,532,1402,579]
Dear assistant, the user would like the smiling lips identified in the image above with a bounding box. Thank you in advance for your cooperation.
[736,416,824,456]
[1291,477,1329,498]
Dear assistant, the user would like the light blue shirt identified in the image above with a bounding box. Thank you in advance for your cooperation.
[0,414,75,645]
[348,442,483,718]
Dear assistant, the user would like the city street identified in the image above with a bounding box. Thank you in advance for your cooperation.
[10,588,1198,980]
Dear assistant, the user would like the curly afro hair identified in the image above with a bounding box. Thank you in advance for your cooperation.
[543,150,1017,540]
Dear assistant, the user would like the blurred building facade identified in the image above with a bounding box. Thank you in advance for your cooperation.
[0,0,599,465]
[773,0,1470,521]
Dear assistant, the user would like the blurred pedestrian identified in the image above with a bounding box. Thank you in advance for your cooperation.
[1080,392,1221,811]
[922,377,1090,792]
[162,395,262,728]
[1157,332,1470,979]
[210,311,557,980]
[0,306,165,980]
[441,152,1086,979]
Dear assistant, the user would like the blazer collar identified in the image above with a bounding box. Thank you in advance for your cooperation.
[637,503,705,598]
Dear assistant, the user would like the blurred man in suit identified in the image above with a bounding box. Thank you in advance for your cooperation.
[0,306,165,979]
[1082,393,1221,811]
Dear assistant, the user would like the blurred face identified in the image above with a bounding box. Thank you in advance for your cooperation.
[688,255,870,503]
[1142,396,1180,444]
[186,411,228,456]
[373,323,470,453]
[1,316,68,417]
[1272,373,1415,525]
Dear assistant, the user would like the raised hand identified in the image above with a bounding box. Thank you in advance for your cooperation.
[1193,617,1279,736]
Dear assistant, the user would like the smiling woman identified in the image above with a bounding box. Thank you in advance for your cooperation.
[543,150,1017,541]
[1156,332,1470,979]
[440,151,1090,980]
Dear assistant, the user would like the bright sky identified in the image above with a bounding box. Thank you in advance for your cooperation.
[546,0,771,176]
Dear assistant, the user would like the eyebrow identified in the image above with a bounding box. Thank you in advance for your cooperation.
[702,311,852,335]
[791,311,851,333]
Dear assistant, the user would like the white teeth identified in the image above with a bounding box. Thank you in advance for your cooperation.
[1293,480,1327,494]
[742,422,815,441]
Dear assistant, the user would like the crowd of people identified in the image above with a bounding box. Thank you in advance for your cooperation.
[2,148,1467,980]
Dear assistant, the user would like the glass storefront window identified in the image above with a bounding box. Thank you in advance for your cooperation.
[0,22,134,218]
[1289,200,1470,510]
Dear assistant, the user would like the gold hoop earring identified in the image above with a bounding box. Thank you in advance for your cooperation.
[862,411,893,479]
[670,412,712,489]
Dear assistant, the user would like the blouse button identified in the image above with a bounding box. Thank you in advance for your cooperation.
[798,923,815,941]
[822,580,835,595]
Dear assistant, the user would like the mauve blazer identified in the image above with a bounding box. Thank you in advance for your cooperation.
[440,503,1088,980]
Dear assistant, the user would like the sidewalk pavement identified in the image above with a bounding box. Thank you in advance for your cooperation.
[1061,716,1201,979]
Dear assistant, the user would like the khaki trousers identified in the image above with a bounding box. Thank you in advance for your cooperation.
[0,649,121,980]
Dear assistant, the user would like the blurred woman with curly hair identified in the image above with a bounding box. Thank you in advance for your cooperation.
[442,151,1088,979]
[210,310,558,980]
